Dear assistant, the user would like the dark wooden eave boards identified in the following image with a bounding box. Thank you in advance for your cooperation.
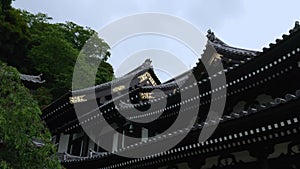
[60,22,300,169]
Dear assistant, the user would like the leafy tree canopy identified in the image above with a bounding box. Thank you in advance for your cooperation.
[0,2,114,106]
[0,61,62,169]
[0,1,114,168]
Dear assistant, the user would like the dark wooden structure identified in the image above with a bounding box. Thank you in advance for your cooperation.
[42,22,300,169]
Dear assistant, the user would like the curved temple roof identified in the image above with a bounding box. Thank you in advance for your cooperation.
[207,29,259,57]
[72,59,158,95]
[42,21,300,169]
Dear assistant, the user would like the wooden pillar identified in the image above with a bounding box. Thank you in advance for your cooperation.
[141,127,148,142]
[57,133,70,153]
[112,133,119,153]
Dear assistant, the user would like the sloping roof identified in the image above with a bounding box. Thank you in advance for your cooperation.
[261,21,300,52]
[206,29,260,59]
[41,59,161,132]
[72,59,157,95]
[61,90,300,168]
[56,21,300,169]
[207,29,259,56]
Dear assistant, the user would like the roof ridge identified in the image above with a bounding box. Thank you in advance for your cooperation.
[262,21,300,52]
[72,59,153,94]
[206,29,259,57]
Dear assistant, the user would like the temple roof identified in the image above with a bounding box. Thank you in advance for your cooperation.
[39,21,300,169]
[262,21,300,52]
[206,29,260,60]
[72,59,158,95]
[61,90,300,168]
[20,73,45,83]
[41,59,161,132]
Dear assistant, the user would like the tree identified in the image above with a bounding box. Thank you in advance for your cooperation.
[31,87,53,110]
[1,7,114,103]
[1,0,12,11]
[0,4,30,71]
[0,61,62,169]
[27,31,78,99]
[56,21,94,50]
[24,12,114,98]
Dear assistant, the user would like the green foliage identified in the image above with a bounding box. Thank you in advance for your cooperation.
[0,0,12,11]
[80,32,111,61]
[0,8,30,70]
[56,21,94,50]
[96,61,114,84]
[27,30,78,98]
[23,12,113,98]
[71,53,114,90]
[31,87,53,110]
[0,10,114,103]
[0,61,62,169]
[0,3,114,167]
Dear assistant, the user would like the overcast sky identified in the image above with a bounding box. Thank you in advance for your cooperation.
[13,0,300,81]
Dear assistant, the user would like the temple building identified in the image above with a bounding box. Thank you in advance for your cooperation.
[42,22,300,169]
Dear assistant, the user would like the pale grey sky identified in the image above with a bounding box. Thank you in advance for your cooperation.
[13,0,300,81]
